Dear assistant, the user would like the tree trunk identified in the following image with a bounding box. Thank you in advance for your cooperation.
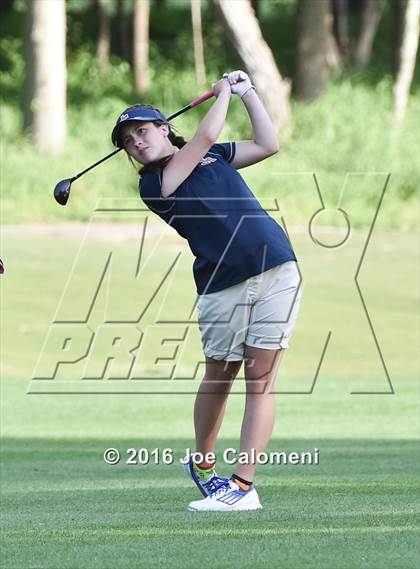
[332,0,350,60]
[354,0,382,66]
[23,6,35,131]
[293,0,331,102]
[392,0,406,76]
[191,0,206,87]
[393,0,419,122]
[133,0,150,95]
[250,0,260,19]
[326,6,342,71]
[23,0,66,154]
[117,0,131,62]
[97,0,110,73]
[213,0,291,135]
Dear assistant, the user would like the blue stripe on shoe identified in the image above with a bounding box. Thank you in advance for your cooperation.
[217,491,245,505]
[216,483,254,505]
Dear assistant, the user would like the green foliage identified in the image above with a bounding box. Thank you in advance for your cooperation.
[67,50,133,104]
[0,36,24,100]
[0,0,418,229]
[11,0,29,13]
[67,0,95,12]
[1,60,418,229]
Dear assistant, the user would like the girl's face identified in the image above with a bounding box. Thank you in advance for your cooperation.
[121,121,172,164]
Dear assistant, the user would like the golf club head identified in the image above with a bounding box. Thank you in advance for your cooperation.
[53,178,72,206]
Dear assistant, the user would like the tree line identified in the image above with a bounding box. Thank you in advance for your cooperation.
[2,0,418,154]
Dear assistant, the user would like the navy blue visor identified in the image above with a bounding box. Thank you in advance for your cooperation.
[112,107,168,148]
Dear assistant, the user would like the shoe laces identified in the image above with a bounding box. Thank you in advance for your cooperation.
[202,475,225,493]
[204,477,231,497]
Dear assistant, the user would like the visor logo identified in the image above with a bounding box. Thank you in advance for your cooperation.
[119,114,130,122]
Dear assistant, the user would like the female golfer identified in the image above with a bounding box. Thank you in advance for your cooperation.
[112,71,302,512]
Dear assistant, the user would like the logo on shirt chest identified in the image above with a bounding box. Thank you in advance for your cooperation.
[200,156,217,166]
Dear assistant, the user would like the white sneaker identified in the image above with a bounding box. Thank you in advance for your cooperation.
[187,479,262,512]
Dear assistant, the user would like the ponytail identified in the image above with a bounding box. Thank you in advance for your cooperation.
[168,130,187,149]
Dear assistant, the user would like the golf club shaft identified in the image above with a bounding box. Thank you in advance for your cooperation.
[72,91,214,181]
[73,148,122,181]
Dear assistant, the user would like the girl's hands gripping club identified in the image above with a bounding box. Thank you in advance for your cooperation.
[223,70,255,98]
[211,76,232,97]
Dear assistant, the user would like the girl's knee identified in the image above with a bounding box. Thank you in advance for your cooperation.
[244,347,284,381]
[204,358,242,382]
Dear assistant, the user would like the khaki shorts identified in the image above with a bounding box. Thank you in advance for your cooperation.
[196,261,302,361]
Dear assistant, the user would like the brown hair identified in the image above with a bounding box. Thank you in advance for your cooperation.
[122,104,187,175]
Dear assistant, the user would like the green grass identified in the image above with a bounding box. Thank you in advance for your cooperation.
[1,225,419,386]
[1,227,419,567]
[1,437,419,569]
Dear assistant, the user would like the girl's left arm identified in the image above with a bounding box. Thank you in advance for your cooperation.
[230,89,279,170]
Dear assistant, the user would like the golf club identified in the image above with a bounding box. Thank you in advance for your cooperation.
[53,91,214,206]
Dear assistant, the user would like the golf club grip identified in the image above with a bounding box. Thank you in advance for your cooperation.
[167,91,214,121]
[189,91,214,108]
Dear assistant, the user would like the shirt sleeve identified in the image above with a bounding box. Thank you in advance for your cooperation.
[208,142,236,163]
[139,170,176,214]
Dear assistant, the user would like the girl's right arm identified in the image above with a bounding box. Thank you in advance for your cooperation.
[161,78,231,198]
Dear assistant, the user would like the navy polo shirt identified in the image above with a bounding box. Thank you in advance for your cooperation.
[139,143,297,294]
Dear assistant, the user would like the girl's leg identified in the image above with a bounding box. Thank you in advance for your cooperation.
[194,357,243,456]
[233,345,285,482]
